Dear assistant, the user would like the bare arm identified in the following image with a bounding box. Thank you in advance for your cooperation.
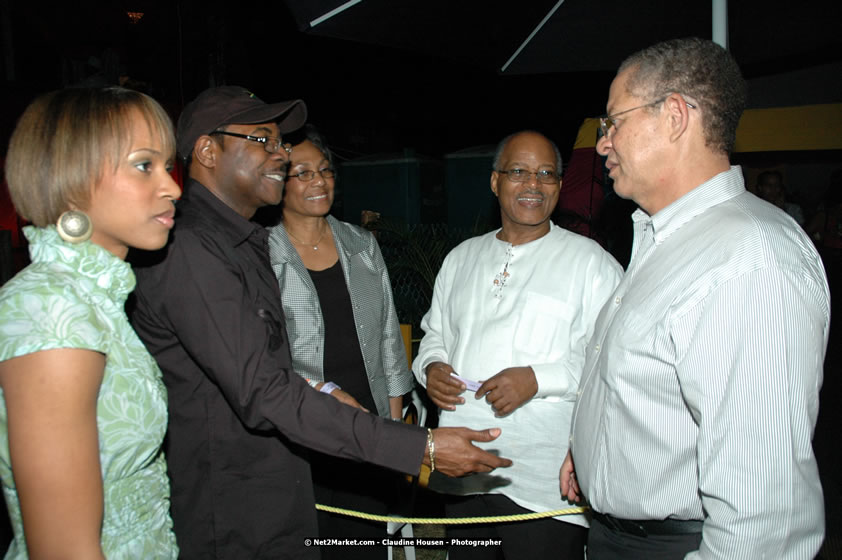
[389,396,404,420]
[0,349,107,559]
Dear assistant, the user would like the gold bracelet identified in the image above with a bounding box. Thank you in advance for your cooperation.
[426,428,436,473]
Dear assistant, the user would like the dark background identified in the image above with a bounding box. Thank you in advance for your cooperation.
[2,0,840,161]
[0,0,609,159]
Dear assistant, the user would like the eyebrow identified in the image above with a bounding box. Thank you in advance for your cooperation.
[249,125,277,136]
[128,147,164,156]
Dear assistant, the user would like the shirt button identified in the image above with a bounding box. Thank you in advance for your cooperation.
[615,296,622,305]
[594,344,601,352]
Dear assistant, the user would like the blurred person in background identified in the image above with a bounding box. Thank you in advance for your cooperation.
[755,169,805,225]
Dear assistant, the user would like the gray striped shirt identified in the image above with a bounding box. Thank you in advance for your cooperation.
[570,166,828,559]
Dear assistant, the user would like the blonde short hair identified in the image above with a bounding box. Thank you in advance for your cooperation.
[5,87,175,226]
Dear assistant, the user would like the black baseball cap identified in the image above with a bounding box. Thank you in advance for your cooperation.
[176,86,307,160]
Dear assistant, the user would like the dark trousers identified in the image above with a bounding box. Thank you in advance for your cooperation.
[446,494,587,560]
[311,450,395,560]
[587,514,703,560]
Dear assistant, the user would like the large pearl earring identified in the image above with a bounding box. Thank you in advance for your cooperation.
[56,210,93,244]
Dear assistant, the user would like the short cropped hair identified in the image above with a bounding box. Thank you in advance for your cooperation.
[492,130,563,173]
[618,37,747,155]
[5,86,175,227]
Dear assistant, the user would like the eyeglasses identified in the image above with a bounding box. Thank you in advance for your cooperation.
[599,98,696,138]
[287,168,336,181]
[210,131,292,154]
[496,168,560,184]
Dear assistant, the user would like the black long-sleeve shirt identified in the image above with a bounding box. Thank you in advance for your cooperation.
[131,179,425,559]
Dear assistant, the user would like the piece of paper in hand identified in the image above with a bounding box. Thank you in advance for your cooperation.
[450,372,482,392]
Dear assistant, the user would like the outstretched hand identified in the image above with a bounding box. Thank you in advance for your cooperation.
[475,366,537,416]
[427,427,513,477]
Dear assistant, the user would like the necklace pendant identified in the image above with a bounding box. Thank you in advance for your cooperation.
[313,245,318,251]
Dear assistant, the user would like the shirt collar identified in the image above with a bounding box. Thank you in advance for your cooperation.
[24,225,135,303]
[324,215,366,256]
[494,222,557,248]
[632,166,746,244]
[182,178,266,247]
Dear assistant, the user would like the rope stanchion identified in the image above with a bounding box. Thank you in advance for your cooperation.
[315,504,589,524]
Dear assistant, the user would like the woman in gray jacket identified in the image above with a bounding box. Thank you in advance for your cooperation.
[267,125,412,559]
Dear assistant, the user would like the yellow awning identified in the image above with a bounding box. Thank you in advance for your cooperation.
[572,103,842,152]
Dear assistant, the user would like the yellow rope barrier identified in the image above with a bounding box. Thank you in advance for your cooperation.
[315,504,589,524]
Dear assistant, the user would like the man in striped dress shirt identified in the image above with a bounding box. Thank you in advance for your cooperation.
[563,38,828,559]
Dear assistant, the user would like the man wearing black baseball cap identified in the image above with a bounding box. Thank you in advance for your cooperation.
[131,86,511,559]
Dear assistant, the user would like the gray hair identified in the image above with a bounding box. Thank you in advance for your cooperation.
[618,37,746,155]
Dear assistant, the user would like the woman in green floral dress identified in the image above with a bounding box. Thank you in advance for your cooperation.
[0,87,181,558]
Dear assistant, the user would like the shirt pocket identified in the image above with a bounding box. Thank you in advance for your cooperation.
[513,291,575,361]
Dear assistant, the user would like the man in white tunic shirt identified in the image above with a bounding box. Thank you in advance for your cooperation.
[413,131,622,559]
[563,38,829,559]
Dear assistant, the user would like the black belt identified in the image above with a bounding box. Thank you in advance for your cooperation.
[592,511,703,538]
